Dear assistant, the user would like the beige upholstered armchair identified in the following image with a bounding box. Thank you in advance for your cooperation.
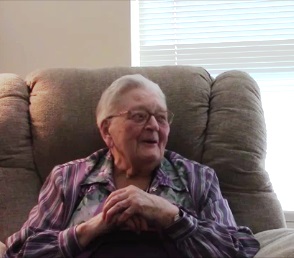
[0,66,293,257]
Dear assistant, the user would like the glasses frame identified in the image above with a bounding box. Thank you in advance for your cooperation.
[106,109,174,126]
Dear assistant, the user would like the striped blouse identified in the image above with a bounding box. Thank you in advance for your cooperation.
[5,148,259,257]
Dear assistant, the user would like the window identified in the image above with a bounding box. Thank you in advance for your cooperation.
[131,0,294,211]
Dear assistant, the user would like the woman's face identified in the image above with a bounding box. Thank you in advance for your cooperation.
[107,87,170,170]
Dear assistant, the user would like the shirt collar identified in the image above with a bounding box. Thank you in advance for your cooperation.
[81,150,180,190]
[152,157,185,191]
[82,150,114,185]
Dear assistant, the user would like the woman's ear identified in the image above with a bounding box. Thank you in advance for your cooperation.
[99,119,113,148]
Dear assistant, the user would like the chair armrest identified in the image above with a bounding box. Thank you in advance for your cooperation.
[255,228,294,257]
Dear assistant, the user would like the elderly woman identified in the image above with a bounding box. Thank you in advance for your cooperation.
[5,74,259,257]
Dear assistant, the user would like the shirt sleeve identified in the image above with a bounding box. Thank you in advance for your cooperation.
[164,165,260,258]
[4,166,82,258]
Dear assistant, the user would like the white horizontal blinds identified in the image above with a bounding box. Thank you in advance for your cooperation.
[139,0,294,75]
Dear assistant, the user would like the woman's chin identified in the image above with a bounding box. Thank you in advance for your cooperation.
[134,145,164,166]
[138,152,162,165]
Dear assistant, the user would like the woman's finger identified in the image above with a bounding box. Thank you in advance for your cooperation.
[102,192,128,219]
[129,215,142,233]
[139,216,149,231]
[104,188,127,206]
[123,217,137,231]
[103,199,131,223]
[115,206,134,224]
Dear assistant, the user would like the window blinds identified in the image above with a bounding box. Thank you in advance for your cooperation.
[138,0,294,77]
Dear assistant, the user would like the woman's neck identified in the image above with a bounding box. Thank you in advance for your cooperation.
[113,155,156,179]
[111,152,159,190]
[113,167,154,190]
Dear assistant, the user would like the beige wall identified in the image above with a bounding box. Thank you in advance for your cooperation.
[0,0,131,77]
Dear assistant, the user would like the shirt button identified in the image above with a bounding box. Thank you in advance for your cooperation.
[150,187,157,192]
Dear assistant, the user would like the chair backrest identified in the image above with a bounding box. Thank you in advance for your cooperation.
[24,66,285,233]
[0,74,41,241]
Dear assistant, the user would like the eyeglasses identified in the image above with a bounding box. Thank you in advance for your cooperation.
[106,109,174,126]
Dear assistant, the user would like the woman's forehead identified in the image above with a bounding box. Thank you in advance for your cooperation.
[116,88,166,109]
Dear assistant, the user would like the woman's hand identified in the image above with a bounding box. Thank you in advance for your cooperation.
[76,207,149,248]
[102,185,179,229]
[76,212,113,248]
[76,185,179,248]
[119,215,149,233]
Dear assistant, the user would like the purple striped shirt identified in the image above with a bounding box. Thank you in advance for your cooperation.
[5,149,259,257]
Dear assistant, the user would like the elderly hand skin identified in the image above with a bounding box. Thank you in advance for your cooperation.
[75,211,141,248]
[76,185,179,248]
[102,185,179,229]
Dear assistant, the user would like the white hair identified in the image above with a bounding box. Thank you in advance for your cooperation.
[96,74,166,128]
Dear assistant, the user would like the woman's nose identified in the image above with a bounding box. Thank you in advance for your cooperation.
[144,115,160,130]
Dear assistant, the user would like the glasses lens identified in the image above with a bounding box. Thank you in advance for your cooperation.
[129,110,148,123]
[128,110,174,125]
[155,111,174,125]
[167,111,174,124]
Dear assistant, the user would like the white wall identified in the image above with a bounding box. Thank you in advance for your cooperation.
[0,0,131,77]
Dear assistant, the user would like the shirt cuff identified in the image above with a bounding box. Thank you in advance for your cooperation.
[58,226,83,258]
[163,209,198,241]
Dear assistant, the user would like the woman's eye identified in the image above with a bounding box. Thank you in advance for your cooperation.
[156,114,167,123]
[132,112,147,122]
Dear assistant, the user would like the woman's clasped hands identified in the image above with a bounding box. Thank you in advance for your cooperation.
[102,185,179,233]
